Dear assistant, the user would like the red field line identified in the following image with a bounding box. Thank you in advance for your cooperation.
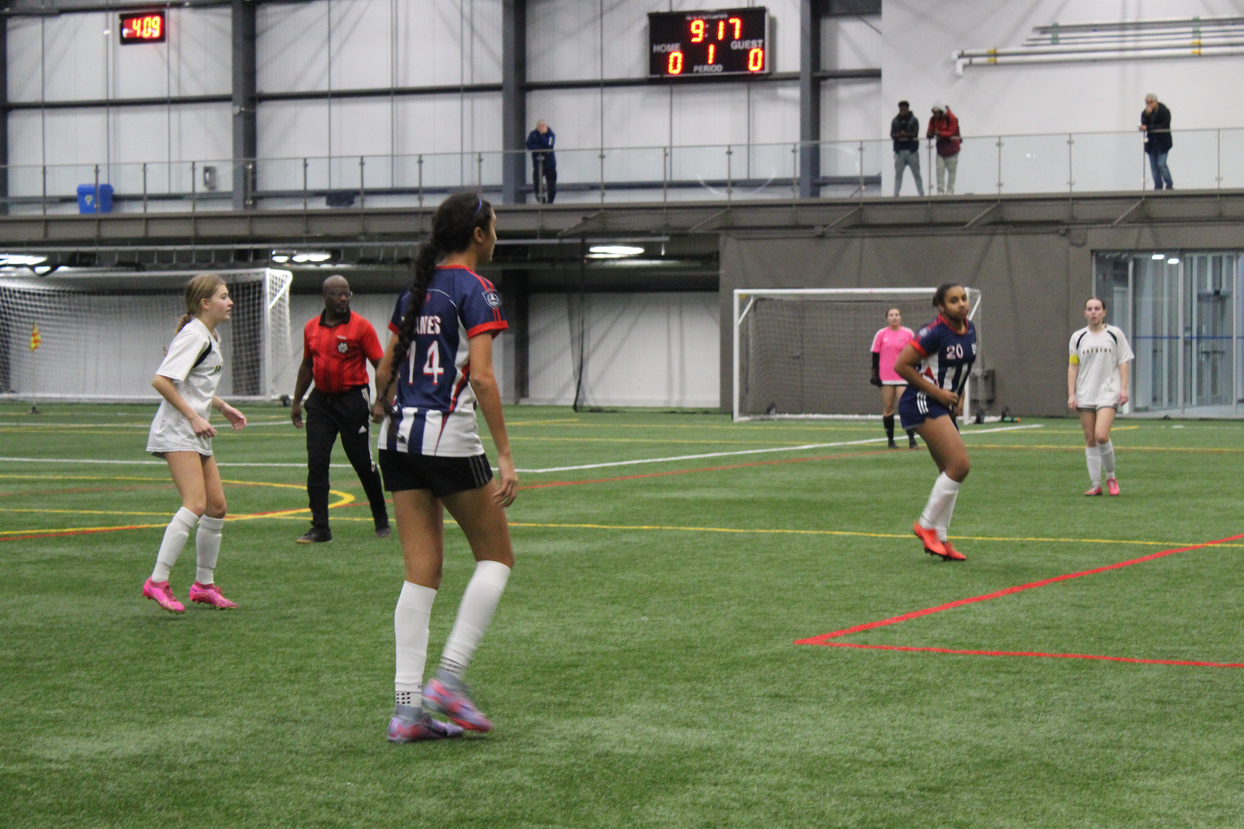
[797,533,1244,664]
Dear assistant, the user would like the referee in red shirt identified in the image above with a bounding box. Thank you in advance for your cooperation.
[290,275,390,542]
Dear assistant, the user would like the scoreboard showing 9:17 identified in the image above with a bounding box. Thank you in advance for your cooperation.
[648,8,769,78]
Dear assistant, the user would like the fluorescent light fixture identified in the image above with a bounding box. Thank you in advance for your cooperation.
[292,251,333,263]
[270,254,290,263]
[1151,253,1165,260]
[0,254,48,266]
[1167,258,1180,264]
[588,245,644,259]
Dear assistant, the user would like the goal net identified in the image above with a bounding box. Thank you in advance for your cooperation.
[0,268,294,403]
[732,287,982,421]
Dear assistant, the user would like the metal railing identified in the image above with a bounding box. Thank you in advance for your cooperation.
[2,127,1240,215]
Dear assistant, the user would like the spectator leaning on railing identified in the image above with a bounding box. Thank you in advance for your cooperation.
[891,101,924,197]
[1139,93,1173,190]
[927,102,961,195]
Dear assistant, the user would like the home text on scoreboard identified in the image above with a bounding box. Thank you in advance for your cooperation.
[119,12,165,45]
[648,8,769,78]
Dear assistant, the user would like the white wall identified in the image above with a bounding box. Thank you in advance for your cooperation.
[526,292,719,407]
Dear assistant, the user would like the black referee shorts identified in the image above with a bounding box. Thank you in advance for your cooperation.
[378,449,494,498]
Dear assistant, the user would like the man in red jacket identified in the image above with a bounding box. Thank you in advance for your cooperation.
[927,102,961,195]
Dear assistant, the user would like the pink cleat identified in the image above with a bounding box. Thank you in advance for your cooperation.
[940,540,967,562]
[913,521,947,558]
[423,673,493,732]
[1084,485,1103,496]
[387,706,464,743]
[189,582,237,609]
[143,578,185,614]
[1106,478,1120,496]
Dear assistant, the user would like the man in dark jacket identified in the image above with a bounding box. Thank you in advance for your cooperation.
[526,120,557,203]
[891,101,924,196]
[1139,94,1173,190]
[927,102,961,195]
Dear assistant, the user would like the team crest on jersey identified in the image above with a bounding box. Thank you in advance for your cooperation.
[484,291,501,308]
[918,326,931,338]
[337,342,348,354]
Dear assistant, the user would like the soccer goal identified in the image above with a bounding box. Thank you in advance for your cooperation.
[0,268,295,404]
[732,287,982,421]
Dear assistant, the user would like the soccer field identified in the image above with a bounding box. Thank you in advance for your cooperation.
[3,403,1243,829]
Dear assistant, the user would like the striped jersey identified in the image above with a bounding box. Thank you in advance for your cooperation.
[904,314,977,397]
[381,265,507,456]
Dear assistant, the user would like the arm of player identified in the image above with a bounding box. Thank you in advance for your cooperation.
[370,333,400,424]
[1118,361,1129,406]
[894,344,957,407]
[213,396,246,431]
[290,351,313,429]
[467,332,518,508]
[152,374,216,438]
[1067,360,1079,410]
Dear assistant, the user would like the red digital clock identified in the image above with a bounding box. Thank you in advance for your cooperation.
[648,8,768,78]
[120,12,165,44]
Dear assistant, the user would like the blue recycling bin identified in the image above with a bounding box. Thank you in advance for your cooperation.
[77,183,114,214]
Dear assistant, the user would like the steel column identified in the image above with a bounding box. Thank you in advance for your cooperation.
[231,0,257,211]
[502,0,527,204]
[798,0,821,198]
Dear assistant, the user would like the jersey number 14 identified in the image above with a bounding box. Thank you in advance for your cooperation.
[417,343,444,383]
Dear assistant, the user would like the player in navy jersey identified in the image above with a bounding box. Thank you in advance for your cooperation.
[894,283,977,562]
[370,193,517,744]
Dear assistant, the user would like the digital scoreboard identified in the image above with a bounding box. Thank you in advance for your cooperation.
[119,12,165,44]
[648,7,769,78]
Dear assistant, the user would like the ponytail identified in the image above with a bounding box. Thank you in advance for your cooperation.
[385,192,492,400]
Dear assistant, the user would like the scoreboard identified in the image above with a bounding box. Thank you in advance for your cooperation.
[119,12,166,44]
[648,8,769,78]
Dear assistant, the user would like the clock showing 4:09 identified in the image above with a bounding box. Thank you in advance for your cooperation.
[648,7,769,78]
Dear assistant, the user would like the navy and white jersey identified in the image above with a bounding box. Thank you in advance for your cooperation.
[381,265,507,457]
[905,314,977,396]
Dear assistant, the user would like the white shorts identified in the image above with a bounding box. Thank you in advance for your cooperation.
[147,408,213,457]
[881,380,907,386]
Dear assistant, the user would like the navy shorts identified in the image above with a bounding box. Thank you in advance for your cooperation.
[898,389,959,431]
[378,450,493,498]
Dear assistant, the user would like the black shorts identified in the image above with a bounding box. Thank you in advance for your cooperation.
[378,449,493,498]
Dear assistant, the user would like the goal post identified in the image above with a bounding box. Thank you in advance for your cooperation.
[732,287,982,421]
[0,268,295,404]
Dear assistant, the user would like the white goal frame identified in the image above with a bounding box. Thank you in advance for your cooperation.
[732,287,982,422]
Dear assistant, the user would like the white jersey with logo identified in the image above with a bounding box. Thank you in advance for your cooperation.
[146,318,224,456]
[1069,324,1134,408]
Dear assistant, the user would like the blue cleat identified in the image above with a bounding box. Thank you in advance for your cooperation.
[387,705,464,743]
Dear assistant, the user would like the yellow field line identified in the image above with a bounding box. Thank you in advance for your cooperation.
[507,521,1243,548]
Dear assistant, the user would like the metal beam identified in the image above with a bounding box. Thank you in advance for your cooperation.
[501,0,527,205]
[0,20,8,216]
[799,0,821,198]
[231,0,257,211]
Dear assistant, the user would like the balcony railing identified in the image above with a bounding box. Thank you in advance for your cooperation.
[2,127,1240,215]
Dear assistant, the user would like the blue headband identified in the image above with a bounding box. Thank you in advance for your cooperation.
[473,194,483,216]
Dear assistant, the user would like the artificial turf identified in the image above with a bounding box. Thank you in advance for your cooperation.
[2,404,1243,828]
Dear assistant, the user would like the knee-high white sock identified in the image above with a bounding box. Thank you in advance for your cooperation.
[194,515,225,584]
[151,507,199,582]
[438,560,511,678]
[395,582,437,706]
[919,473,961,541]
[1085,445,1102,486]
[1098,440,1116,478]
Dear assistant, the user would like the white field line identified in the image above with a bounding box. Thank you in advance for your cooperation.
[0,420,292,428]
[514,423,1043,474]
[0,424,1043,473]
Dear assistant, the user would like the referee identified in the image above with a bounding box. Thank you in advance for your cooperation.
[291,275,390,542]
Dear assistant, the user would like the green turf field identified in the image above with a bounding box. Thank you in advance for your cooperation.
[2,403,1243,828]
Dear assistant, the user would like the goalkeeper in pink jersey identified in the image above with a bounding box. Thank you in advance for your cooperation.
[870,308,919,449]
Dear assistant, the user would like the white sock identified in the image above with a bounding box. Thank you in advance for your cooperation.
[151,507,199,582]
[1085,446,1101,486]
[920,473,961,541]
[195,515,225,584]
[1098,440,1116,478]
[438,560,511,676]
[395,582,437,701]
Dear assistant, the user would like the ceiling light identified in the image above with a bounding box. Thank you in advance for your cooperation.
[270,254,290,263]
[1151,253,1165,260]
[292,251,333,263]
[0,254,48,266]
[1167,257,1180,264]
[588,245,644,259]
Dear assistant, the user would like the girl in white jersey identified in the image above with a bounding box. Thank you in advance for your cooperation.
[1068,297,1133,496]
[370,193,518,744]
[870,307,918,449]
[142,275,248,613]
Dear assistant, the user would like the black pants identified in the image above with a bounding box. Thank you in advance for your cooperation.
[533,164,557,203]
[305,387,389,531]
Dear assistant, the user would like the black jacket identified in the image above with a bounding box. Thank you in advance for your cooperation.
[890,112,920,152]
[1141,103,1172,154]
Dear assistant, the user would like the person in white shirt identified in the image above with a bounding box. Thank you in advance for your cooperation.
[142,275,248,613]
[1067,297,1134,496]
